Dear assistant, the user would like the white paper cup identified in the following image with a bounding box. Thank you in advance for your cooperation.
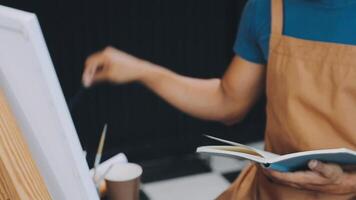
[105,163,143,200]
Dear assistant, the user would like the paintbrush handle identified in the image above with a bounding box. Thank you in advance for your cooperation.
[68,86,87,111]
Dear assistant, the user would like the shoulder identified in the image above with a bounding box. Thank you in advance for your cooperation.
[243,0,271,37]
[245,0,270,14]
[253,0,271,24]
[235,0,271,64]
[239,0,270,28]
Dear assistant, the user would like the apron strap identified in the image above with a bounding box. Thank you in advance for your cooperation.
[271,0,283,35]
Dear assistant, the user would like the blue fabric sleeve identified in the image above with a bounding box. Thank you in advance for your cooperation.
[233,0,266,64]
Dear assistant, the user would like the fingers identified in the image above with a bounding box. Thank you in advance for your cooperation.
[262,163,352,195]
[264,169,329,185]
[308,160,343,181]
[262,161,344,188]
[82,51,108,87]
[341,165,356,172]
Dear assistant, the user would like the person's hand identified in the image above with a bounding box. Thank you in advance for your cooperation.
[263,160,356,195]
[82,47,149,87]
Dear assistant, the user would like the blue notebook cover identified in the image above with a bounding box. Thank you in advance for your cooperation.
[267,151,356,172]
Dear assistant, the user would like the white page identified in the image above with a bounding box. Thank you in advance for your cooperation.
[268,148,356,163]
[0,5,98,200]
[197,146,267,163]
[204,135,279,159]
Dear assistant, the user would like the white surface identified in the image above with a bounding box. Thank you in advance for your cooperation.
[206,141,264,173]
[143,173,230,200]
[142,141,264,200]
[0,5,98,200]
[209,156,248,173]
[105,163,143,182]
[208,141,264,173]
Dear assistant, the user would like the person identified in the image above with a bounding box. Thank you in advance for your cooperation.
[82,0,356,198]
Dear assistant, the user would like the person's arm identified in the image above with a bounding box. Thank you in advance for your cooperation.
[82,47,265,124]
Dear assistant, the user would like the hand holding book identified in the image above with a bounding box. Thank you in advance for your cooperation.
[198,135,356,195]
[263,160,356,195]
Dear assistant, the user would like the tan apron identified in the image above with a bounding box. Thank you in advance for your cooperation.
[218,0,356,199]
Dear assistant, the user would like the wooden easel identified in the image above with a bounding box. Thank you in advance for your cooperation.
[0,91,51,200]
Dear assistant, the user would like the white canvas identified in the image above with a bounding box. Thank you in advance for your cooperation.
[0,5,99,200]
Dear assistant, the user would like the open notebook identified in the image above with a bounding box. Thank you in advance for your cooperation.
[197,135,356,172]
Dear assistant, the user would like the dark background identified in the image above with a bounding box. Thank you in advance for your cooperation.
[1,0,265,165]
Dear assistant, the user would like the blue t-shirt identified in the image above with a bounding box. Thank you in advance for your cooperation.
[234,0,356,64]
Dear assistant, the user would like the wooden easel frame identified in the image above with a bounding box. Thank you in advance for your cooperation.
[0,90,51,200]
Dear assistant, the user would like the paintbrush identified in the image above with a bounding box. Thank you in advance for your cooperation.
[93,124,108,181]
[68,86,87,111]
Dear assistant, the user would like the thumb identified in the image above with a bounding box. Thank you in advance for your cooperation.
[82,51,107,87]
[309,160,343,180]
